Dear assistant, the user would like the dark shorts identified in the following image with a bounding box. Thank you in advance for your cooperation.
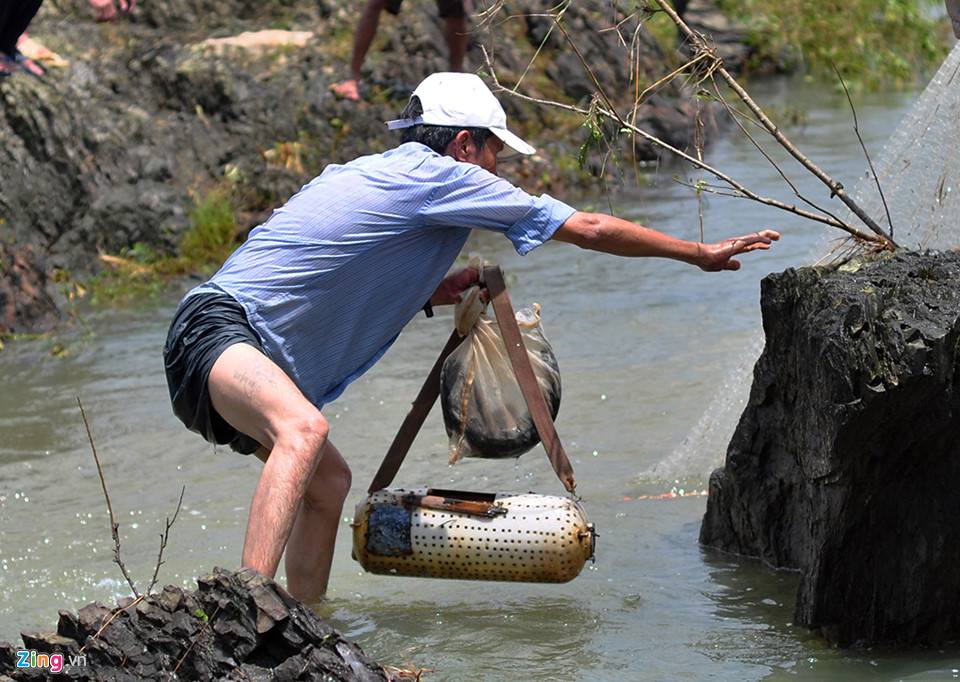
[384,0,465,18]
[162,291,263,455]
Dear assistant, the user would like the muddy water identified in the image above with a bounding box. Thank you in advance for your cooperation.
[3,77,960,680]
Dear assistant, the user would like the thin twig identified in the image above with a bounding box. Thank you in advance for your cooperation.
[78,397,140,599]
[146,486,186,596]
[77,596,145,654]
[483,56,884,242]
[705,82,851,229]
[478,5,893,248]
[833,61,895,241]
[553,21,617,116]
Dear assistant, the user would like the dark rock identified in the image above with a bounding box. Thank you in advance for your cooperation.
[700,250,960,648]
[681,0,751,67]
[0,243,61,335]
[0,567,387,681]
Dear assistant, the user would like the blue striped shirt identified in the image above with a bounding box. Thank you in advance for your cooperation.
[186,142,576,407]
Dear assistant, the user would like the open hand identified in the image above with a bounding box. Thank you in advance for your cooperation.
[699,230,781,272]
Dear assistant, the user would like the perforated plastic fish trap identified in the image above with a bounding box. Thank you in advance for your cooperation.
[353,266,596,583]
[352,488,595,583]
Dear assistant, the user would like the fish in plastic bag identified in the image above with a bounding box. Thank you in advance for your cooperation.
[440,283,561,463]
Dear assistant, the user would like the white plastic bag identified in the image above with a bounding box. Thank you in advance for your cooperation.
[440,278,561,463]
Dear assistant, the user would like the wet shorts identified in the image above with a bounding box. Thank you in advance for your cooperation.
[163,291,263,455]
[384,0,465,18]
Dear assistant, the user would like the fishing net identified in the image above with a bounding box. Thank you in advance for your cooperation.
[639,43,960,487]
[845,43,960,250]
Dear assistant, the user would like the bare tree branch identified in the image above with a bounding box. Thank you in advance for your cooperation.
[78,397,141,599]
[147,486,186,596]
[79,399,185,599]
[651,0,897,248]
[480,1,898,250]
[705,83,851,230]
[833,61,896,241]
[483,53,884,243]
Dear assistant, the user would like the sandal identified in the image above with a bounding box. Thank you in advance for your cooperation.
[17,35,69,68]
[12,49,45,78]
[0,53,16,78]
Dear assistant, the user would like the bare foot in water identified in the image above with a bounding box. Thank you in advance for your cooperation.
[331,79,360,101]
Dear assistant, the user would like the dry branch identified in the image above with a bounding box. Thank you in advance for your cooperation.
[486,57,878,241]
[652,0,898,248]
[79,396,141,599]
[78,397,184,600]
[148,486,185,596]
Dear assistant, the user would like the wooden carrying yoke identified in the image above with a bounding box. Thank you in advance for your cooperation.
[367,265,578,494]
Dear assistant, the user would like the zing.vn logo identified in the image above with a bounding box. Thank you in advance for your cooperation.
[16,649,87,673]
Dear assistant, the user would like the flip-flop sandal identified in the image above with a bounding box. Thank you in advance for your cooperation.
[12,49,45,78]
[17,36,69,67]
[0,54,16,78]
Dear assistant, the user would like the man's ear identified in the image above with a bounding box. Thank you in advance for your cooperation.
[446,130,473,162]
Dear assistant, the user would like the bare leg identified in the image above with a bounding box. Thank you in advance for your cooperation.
[333,0,387,100]
[207,342,336,596]
[283,441,351,601]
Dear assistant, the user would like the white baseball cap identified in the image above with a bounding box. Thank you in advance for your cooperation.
[386,72,536,157]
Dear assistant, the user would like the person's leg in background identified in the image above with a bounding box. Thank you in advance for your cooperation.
[0,0,45,76]
[332,0,391,100]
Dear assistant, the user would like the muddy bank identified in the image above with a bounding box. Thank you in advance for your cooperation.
[0,0,754,337]
[701,250,960,648]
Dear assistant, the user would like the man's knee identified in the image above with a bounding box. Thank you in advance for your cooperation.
[293,412,330,457]
[329,460,352,503]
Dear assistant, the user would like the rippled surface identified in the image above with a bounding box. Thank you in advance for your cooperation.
[3,75,960,679]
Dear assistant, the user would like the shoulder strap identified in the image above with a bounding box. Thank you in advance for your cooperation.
[367,328,464,493]
[367,265,578,494]
[484,266,577,493]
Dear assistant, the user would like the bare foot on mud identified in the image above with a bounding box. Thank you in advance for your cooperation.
[86,0,136,23]
[17,34,69,67]
[331,79,361,101]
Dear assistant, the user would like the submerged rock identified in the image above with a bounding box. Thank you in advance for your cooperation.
[0,567,387,681]
[700,250,960,648]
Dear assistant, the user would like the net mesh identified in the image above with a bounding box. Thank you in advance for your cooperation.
[847,43,960,250]
[639,43,960,487]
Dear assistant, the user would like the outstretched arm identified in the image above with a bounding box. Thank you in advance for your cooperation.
[551,211,780,272]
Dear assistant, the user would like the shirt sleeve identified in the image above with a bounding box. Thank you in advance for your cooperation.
[420,160,577,255]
